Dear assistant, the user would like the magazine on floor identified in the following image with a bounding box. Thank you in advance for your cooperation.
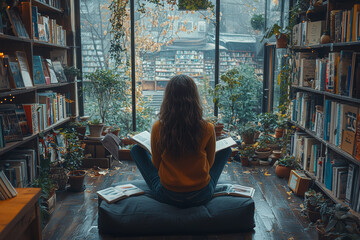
[97,184,145,204]
[131,131,237,154]
[213,184,255,198]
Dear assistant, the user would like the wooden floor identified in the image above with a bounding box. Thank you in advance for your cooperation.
[42,160,318,240]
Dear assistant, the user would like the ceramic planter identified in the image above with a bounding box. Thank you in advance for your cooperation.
[276,34,288,48]
[68,170,86,192]
[255,150,272,159]
[75,126,87,140]
[275,165,292,178]
[88,124,104,137]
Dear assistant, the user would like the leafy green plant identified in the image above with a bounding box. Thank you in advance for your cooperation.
[257,112,278,133]
[250,14,264,31]
[261,23,290,42]
[58,129,85,172]
[63,66,81,81]
[238,122,258,137]
[88,118,101,125]
[277,155,298,168]
[84,69,126,123]
[239,145,255,158]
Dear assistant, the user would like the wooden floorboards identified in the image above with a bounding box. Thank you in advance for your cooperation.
[42,160,318,240]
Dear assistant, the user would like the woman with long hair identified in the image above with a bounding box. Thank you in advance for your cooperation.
[130,74,232,208]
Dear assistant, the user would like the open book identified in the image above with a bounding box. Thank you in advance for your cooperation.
[213,184,255,198]
[96,184,145,204]
[130,131,237,154]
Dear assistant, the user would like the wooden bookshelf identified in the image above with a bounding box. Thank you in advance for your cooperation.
[32,0,63,14]
[291,41,360,51]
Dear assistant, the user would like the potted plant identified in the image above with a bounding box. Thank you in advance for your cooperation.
[238,122,258,144]
[304,189,326,223]
[238,145,255,166]
[250,13,264,33]
[255,136,272,159]
[63,65,81,82]
[261,24,290,48]
[257,112,278,134]
[88,118,104,137]
[60,129,86,192]
[67,120,87,140]
[275,113,288,138]
[275,155,297,178]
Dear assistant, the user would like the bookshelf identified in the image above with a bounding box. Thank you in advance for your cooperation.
[0,0,78,190]
[289,0,360,216]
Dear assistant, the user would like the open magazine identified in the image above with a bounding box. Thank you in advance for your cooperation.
[97,184,145,204]
[213,184,255,198]
[130,131,237,154]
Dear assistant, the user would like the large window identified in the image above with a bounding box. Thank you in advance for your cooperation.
[80,0,271,134]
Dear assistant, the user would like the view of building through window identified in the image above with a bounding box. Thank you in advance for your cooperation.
[80,0,281,135]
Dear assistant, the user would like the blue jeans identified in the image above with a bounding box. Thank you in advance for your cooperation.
[130,145,232,208]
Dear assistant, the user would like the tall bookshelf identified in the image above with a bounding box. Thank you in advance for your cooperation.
[289,0,360,218]
[0,0,78,185]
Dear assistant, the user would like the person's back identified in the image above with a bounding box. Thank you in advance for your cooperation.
[130,74,232,208]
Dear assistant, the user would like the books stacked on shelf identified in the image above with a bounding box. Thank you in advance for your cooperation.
[330,4,360,43]
[33,7,66,46]
[0,105,24,143]
[292,20,326,46]
[292,51,360,98]
[0,170,17,200]
[1,148,37,187]
[36,91,67,130]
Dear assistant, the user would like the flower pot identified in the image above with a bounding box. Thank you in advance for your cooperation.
[267,143,280,150]
[255,150,272,159]
[215,123,224,137]
[75,126,87,140]
[68,170,86,192]
[88,124,104,137]
[276,34,288,48]
[275,165,292,178]
[111,129,120,136]
[307,209,321,223]
[272,150,282,159]
[275,128,284,138]
[240,156,249,166]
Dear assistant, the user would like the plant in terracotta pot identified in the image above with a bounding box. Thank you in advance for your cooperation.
[60,129,86,192]
[238,145,255,166]
[88,118,104,137]
[261,23,290,48]
[275,113,288,138]
[275,155,297,178]
[238,122,258,144]
[257,112,278,134]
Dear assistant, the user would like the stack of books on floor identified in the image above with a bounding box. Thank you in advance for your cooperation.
[0,170,17,200]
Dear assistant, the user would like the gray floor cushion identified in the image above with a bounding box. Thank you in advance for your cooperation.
[98,180,255,235]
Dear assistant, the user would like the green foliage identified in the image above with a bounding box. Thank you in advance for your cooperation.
[59,129,85,172]
[238,122,258,138]
[178,0,214,10]
[239,145,255,158]
[250,14,264,31]
[261,23,290,42]
[211,65,262,130]
[257,112,278,133]
[277,155,297,168]
[85,69,126,123]
[89,118,101,125]
[63,66,81,79]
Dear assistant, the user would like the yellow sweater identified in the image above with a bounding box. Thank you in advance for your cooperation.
[151,120,216,192]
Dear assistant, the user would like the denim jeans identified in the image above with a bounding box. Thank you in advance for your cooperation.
[130,145,232,208]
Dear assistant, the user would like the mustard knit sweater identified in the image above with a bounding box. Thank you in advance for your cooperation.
[151,120,216,192]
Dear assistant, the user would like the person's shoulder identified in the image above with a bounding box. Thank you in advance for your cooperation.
[152,120,161,132]
[202,120,214,132]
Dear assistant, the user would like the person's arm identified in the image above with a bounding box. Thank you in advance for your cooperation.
[151,122,161,170]
[206,124,216,168]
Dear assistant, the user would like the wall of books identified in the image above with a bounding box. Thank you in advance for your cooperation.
[289,0,360,216]
[0,0,77,192]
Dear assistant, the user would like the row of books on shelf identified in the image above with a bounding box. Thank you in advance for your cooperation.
[0,149,37,188]
[290,92,360,159]
[330,5,360,43]
[291,132,360,211]
[32,6,67,46]
[292,51,360,98]
[37,0,62,9]
[0,51,69,91]
[0,93,70,147]
[0,170,17,200]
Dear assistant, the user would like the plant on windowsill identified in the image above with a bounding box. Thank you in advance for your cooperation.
[88,118,104,138]
[67,119,88,140]
[63,65,81,82]
[261,24,290,48]
[274,155,298,178]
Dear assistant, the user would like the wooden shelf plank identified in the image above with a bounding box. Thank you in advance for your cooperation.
[291,41,360,50]
[0,83,74,98]
[0,34,31,44]
[304,171,360,221]
[292,86,360,105]
[290,121,360,166]
[33,40,69,50]
[0,118,71,155]
[32,0,63,14]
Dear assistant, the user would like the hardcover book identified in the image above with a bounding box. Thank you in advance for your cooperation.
[16,51,33,87]
[0,56,10,90]
[6,8,29,38]
[97,184,145,204]
[46,59,58,83]
[0,106,23,143]
[213,184,255,198]
[52,61,67,83]
[33,56,46,85]
[8,59,25,88]
[341,105,358,155]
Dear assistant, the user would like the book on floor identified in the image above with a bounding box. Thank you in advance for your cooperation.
[130,131,237,154]
[213,184,255,198]
[96,184,145,204]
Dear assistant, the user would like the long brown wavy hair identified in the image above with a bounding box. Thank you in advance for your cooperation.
[159,75,205,157]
